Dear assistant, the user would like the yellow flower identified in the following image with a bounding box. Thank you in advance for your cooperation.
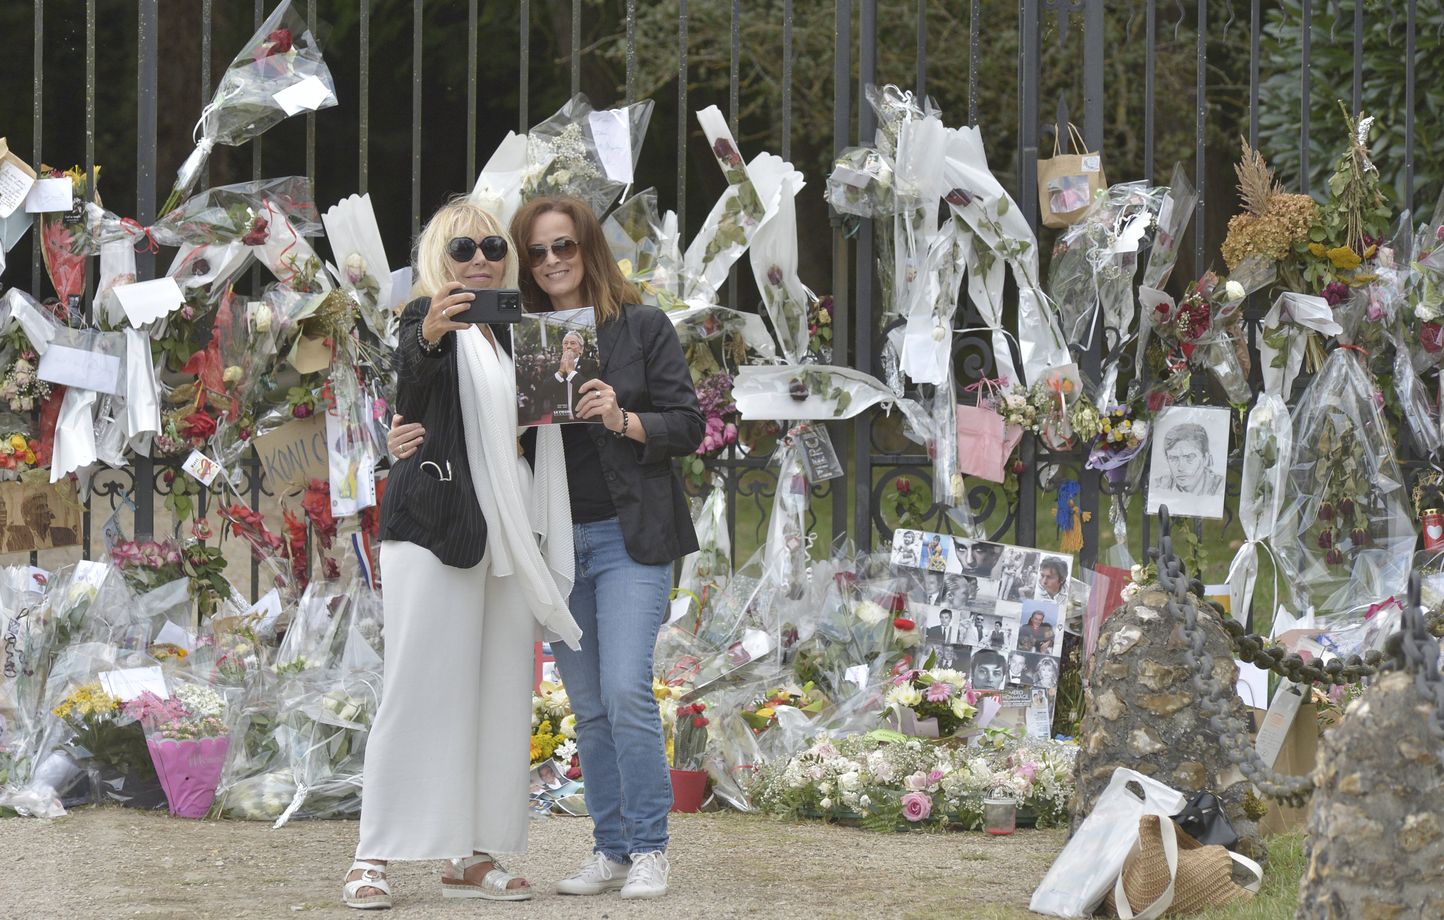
[8,434,25,451]
[1326,246,1361,271]
[1308,242,1327,258]
[23,451,35,465]
[755,706,775,719]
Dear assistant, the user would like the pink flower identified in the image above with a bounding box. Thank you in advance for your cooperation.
[904,770,930,792]
[1017,762,1038,782]
[901,791,932,822]
[925,682,953,702]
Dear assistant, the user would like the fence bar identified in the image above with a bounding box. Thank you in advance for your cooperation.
[571,0,581,98]
[306,3,317,184]
[853,0,876,545]
[677,0,688,238]
[467,0,478,182]
[1143,0,1155,182]
[1404,0,1416,216]
[1300,0,1311,194]
[1248,0,1259,146]
[83,0,96,559]
[1351,0,1362,118]
[968,0,979,125]
[136,0,159,539]
[359,0,370,192]
[31,0,42,292]
[1194,0,1207,274]
[201,0,212,188]
[782,0,794,160]
[823,0,844,543]
[519,0,530,133]
[726,0,739,311]
[252,2,263,183]
[1015,0,1040,548]
[626,0,637,105]
[411,0,423,239]
[916,0,926,98]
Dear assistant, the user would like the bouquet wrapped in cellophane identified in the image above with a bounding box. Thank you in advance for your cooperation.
[522,94,653,217]
[159,0,337,217]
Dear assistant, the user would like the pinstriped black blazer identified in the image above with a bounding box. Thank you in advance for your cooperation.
[377,297,503,567]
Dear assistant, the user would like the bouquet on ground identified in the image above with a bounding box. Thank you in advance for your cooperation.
[124,685,229,818]
[740,681,829,734]
[673,701,710,771]
[159,0,337,216]
[884,666,979,738]
[51,681,158,803]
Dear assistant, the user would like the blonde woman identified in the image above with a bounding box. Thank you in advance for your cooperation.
[342,198,580,910]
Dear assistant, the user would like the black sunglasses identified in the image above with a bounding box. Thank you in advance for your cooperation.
[447,235,508,263]
[526,238,580,262]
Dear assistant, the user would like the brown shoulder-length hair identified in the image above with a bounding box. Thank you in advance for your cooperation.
[510,196,640,323]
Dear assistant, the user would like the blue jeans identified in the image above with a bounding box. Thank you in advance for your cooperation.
[553,517,673,861]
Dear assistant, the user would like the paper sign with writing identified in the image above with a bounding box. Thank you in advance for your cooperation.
[1025,690,1053,739]
[1255,679,1306,769]
[0,139,37,219]
[98,665,168,702]
[182,449,222,487]
[24,176,71,213]
[587,109,634,183]
[795,424,844,482]
[253,414,329,495]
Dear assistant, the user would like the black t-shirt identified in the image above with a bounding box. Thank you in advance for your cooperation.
[562,424,618,523]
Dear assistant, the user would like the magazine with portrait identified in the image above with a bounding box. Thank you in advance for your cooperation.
[513,306,601,426]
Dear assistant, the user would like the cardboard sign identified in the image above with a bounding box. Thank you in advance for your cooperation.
[253,414,329,495]
[0,479,83,555]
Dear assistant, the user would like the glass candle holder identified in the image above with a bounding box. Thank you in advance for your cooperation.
[984,797,1017,836]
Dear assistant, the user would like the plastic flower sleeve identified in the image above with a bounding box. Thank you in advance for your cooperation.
[1273,348,1415,621]
[522,94,652,217]
[152,176,322,249]
[898,220,967,387]
[675,479,733,636]
[747,155,814,364]
[734,365,897,422]
[1226,394,1294,619]
[469,131,529,228]
[1140,163,1197,291]
[826,146,898,218]
[681,107,776,300]
[1259,292,1342,399]
[160,0,337,216]
[321,194,392,342]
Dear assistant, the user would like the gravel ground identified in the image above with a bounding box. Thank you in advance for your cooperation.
[0,808,1065,920]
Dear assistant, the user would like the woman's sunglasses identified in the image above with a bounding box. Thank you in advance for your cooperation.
[526,238,580,262]
[447,235,509,263]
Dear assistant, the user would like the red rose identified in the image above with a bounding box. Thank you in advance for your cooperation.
[896,477,912,495]
[180,410,217,442]
[893,617,915,631]
[265,28,293,54]
[241,217,269,247]
[692,716,708,728]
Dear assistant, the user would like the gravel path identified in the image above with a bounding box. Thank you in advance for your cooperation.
[0,808,1064,919]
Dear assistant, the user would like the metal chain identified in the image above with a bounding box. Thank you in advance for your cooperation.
[1223,619,1381,687]
[1395,573,1444,746]
[1152,508,1316,805]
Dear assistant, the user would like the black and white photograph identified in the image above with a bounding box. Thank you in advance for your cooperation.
[926,572,979,608]
[1027,653,1061,689]
[995,547,1039,602]
[890,528,923,568]
[967,647,1008,690]
[981,615,1017,653]
[1016,600,1060,655]
[925,642,972,671]
[1145,405,1231,520]
[513,306,601,426]
[955,539,1005,577]
[918,603,970,647]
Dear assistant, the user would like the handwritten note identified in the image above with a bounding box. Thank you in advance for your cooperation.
[0,161,35,218]
[24,176,72,213]
[587,109,634,184]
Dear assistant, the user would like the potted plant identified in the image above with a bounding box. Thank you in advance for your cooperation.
[670,701,709,812]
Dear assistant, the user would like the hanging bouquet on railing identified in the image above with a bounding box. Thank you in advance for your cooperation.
[521,94,653,217]
[1085,404,1150,490]
[159,0,337,217]
[1404,190,1444,369]
[37,165,101,310]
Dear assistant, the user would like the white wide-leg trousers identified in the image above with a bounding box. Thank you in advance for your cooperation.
[356,540,537,861]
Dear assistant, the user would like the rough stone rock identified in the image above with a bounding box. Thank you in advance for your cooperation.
[1298,670,1444,919]
[1069,586,1268,863]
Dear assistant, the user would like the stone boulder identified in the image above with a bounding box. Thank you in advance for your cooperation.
[1297,670,1444,919]
[1070,586,1267,863]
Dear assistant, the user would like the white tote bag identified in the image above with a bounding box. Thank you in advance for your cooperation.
[1029,767,1188,918]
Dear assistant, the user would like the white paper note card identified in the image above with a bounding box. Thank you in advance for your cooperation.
[247,589,284,632]
[99,665,169,702]
[273,75,335,116]
[24,176,72,213]
[588,109,634,183]
[113,276,184,327]
[182,449,222,486]
[37,343,123,395]
[0,161,36,218]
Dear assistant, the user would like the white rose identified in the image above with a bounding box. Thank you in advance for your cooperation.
[1224,280,1246,302]
[838,771,860,791]
[859,794,871,808]
[932,325,947,342]
[818,781,832,795]
[1131,421,1148,442]
[252,302,273,334]
[819,797,833,810]
[854,600,888,625]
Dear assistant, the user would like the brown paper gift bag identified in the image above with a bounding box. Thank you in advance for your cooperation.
[1036,123,1106,229]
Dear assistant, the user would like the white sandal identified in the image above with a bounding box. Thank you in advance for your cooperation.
[441,853,533,901]
[343,860,392,910]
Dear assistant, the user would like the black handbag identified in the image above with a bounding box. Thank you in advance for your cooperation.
[1170,790,1239,849]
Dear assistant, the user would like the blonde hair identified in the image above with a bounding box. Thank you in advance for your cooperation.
[412,197,519,299]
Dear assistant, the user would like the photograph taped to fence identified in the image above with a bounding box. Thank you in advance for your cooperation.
[513,306,600,427]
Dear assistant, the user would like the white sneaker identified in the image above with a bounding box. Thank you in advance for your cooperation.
[619,851,669,900]
[555,853,629,896]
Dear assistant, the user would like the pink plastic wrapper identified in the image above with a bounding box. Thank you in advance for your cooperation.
[148,736,230,818]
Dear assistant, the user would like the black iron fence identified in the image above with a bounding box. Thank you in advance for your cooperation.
[2,1,1436,600]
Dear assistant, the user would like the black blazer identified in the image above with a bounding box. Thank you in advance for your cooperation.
[377,297,508,567]
[524,303,704,565]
